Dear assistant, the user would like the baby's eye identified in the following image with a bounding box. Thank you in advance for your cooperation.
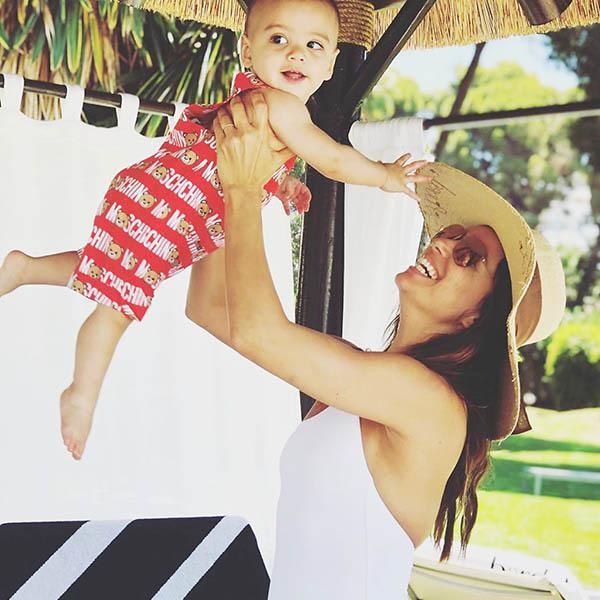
[271,35,288,45]
[307,40,324,50]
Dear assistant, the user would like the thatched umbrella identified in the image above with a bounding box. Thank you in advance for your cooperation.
[120,0,600,50]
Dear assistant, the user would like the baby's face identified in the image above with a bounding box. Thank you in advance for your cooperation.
[242,0,339,103]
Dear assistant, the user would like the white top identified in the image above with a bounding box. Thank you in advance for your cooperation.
[268,406,415,599]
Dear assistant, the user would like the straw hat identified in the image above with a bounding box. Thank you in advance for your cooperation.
[415,162,566,441]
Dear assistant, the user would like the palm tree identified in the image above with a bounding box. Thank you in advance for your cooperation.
[0,0,238,133]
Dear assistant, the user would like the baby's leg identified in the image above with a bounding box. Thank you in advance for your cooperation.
[0,250,79,298]
[61,304,132,460]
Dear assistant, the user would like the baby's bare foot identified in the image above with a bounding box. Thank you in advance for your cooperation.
[60,386,97,460]
[0,250,30,298]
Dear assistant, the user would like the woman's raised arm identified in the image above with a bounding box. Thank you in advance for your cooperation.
[186,249,232,346]
[214,93,462,437]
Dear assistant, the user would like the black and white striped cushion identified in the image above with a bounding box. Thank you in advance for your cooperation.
[0,516,269,600]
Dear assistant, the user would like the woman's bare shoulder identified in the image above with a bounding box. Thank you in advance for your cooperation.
[232,319,463,434]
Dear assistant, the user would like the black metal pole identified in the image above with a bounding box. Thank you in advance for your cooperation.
[0,73,176,116]
[424,99,600,130]
[296,43,365,418]
[296,1,439,418]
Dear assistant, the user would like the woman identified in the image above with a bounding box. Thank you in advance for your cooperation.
[185,92,566,599]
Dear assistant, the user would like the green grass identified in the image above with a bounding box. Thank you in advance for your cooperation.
[469,407,600,588]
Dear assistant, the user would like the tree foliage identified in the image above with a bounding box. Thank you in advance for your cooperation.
[0,0,237,133]
[546,25,600,313]
[544,311,600,410]
[438,62,582,226]
[547,25,600,174]
[362,70,430,120]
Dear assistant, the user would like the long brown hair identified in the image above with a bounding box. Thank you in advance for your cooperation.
[384,258,512,560]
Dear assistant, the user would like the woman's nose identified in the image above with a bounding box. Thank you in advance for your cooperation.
[431,238,453,259]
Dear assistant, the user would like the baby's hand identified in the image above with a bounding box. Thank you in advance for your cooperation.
[276,175,312,215]
[380,154,431,200]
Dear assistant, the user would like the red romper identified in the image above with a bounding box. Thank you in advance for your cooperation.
[68,72,296,320]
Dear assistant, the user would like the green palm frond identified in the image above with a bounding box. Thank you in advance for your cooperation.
[0,0,237,129]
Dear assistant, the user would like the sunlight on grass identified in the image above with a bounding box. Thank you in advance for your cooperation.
[472,491,600,587]
[471,407,600,588]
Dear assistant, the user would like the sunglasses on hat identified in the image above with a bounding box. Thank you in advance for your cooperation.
[432,224,488,269]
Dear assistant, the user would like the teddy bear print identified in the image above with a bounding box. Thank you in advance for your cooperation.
[208,223,224,238]
[99,198,111,215]
[274,168,287,186]
[177,219,191,236]
[246,72,263,87]
[167,247,180,265]
[134,160,150,170]
[197,199,212,218]
[180,149,199,167]
[88,264,103,279]
[154,205,172,220]
[115,211,130,229]
[124,254,138,271]
[71,278,86,294]
[139,192,157,209]
[109,176,124,191]
[143,269,160,287]
[191,242,208,261]
[152,165,168,180]
[107,242,123,260]
[202,130,216,146]
[210,172,224,196]
[184,132,199,146]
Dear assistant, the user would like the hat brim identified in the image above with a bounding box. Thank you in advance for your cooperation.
[415,163,537,440]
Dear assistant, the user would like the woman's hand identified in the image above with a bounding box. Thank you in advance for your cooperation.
[214,92,292,195]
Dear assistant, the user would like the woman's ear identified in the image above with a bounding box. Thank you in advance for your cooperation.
[240,34,252,68]
[459,310,479,330]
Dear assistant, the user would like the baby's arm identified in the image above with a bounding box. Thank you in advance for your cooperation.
[260,88,429,197]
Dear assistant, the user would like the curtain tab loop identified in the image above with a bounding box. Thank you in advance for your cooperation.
[167,102,188,133]
[60,85,85,122]
[116,93,140,131]
[0,73,25,114]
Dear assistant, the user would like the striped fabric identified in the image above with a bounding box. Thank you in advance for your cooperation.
[0,516,269,600]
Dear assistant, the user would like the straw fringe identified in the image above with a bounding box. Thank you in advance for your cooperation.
[338,0,374,49]
[375,0,600,50]
[118,0,600,49]
[130,0,245,31]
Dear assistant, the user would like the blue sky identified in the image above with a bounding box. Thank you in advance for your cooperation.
[391,33,579,93]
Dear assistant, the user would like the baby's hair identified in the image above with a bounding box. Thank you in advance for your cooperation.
[245,0,340,31]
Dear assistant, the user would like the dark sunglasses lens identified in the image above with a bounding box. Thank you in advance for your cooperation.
[454,237,487,267]
[454,245,476,267]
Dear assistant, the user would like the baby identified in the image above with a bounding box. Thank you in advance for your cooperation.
[0,0,428,460]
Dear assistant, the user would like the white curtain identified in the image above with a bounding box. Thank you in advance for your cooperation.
[0,74,300,570]
[344,118,426,350]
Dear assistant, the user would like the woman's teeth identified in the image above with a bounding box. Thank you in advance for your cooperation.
[416,256,438,279]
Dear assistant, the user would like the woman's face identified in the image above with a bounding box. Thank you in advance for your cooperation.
[396,225,506,332]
